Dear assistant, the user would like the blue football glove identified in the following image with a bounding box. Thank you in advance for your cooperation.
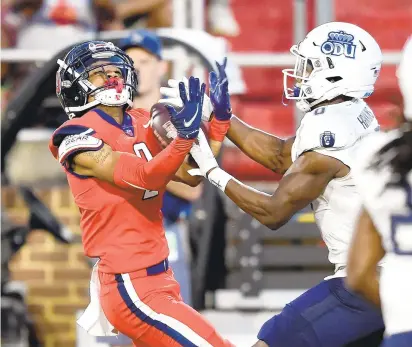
[165,76,206,140]
[209,57,232,121]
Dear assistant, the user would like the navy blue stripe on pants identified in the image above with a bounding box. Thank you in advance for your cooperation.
[115,274,198,347]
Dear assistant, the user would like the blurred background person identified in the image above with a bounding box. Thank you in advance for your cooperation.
[113,0,172,29]
[208,0,240,37]
[119,30,202,307]
[16,0,123,53]
[1,0,42,113]
[3,0,124,186]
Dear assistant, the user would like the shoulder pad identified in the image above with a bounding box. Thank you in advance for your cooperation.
[52,124,95,147]
[50,122,103,164]
[52,110,106,147]
[58,132,103,164]
[295,110,354,157]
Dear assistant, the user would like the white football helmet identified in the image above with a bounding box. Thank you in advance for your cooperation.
[283,22,383,112]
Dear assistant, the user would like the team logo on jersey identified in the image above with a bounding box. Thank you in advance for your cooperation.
[123,127,134,137]
[321,31,356,59]
[320,131,335,148]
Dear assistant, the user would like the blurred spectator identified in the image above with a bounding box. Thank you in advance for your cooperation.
[3,0,125,186]
[1,25,12,115]
[119,28,201,305]
[1,0,42,113]
[15,0,123,53]
[114,0,172,29]
[208,0,239,37]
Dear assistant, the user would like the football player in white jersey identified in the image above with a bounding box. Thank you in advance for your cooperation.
[162,21,385,347]
[347,35,412,347]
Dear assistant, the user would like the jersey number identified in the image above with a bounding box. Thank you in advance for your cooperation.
[390,184,412,255]
[133,143,159,200]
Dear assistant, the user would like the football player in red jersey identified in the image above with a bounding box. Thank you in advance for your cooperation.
[49,40,233,347]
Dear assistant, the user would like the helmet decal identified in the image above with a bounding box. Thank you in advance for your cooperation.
[321,31,357,59]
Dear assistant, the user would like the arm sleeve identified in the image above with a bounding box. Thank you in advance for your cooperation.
[113,137,194,191]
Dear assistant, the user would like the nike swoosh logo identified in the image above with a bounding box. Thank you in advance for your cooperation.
[183,108,199,128]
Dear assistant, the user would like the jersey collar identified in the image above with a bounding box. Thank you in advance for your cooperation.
[94,109,135,137]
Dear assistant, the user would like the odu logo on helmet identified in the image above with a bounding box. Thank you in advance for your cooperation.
[321,31,356,59]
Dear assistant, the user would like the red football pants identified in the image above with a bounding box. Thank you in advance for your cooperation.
[98,268,234,347]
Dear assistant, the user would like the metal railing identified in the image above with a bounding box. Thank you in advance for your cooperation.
[1,48,402,66]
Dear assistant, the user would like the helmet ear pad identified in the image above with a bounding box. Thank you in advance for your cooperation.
[60,80,87,110]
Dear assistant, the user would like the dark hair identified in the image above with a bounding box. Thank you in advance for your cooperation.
[371,125,412,187]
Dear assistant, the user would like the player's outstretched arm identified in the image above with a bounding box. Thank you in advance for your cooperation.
[346,208,384,307]
[227,117,295,175]
[70,78,205,190]
[173,160,202,186]
[71,139,194,191]
[160,60,294,175]
[207,58,295,174]
[173,137,224,187]
[195,151,342,230]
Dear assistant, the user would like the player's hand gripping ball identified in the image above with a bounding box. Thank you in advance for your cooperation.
[150,103,180,148]
[150,103,209,149]
[165,76,206,140]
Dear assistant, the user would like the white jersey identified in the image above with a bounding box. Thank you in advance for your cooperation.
[354,130,412,336]
[291,99,380,278]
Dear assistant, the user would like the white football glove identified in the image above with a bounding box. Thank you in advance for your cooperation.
[159,77,214,122]
[188,128,234,192]
[188,129,219,177]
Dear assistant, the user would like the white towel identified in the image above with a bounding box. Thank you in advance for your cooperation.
[77,261,118,336]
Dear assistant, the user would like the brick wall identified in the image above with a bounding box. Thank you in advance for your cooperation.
[2,186,91,347]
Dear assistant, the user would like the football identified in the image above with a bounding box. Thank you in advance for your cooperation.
[150,103,179,148]
[150,103,209,148]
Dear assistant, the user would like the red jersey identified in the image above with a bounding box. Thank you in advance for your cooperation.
[49,108,169,273]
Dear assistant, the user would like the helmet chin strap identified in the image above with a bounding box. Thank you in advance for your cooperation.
[295,81,347,112]
[296,100,311,112]
[296,95,329,112]
[94,88,131,107]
